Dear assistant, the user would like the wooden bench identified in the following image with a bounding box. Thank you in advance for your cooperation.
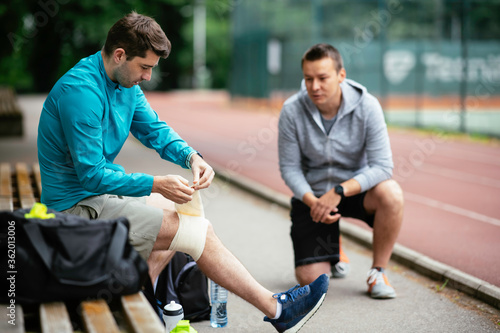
[0,162,164,333]
[0,87,23,137]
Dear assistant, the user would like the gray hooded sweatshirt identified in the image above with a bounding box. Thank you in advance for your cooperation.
[278,79,393,200]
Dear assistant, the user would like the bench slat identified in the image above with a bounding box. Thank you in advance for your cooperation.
[0,304,25,332]
[0,163,12,196]
[19,196,36,210]
[40,302,73,333]
[0,197,13,211]
[121,293,164,333]
[0,163,13,211]
[81,299,120,333]
[15,163,35,209]
[15,163,32,197]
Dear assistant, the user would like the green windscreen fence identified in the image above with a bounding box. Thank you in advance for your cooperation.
[229,0,500,136]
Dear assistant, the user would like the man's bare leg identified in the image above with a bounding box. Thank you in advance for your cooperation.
[196,223,277,318]
[364,179,404,269]
[295,262,331,286]
[147,250,175,286]
[146,194,178,284]
[146,194,277,318]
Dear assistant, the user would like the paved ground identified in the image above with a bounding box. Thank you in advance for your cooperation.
[2,94,499,332]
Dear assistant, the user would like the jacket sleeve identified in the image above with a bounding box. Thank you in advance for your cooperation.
[59,87,154,196]
[278,106,314,200]
[352,96,394,192]
[130,88,196,169]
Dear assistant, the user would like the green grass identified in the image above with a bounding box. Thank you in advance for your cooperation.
[435,279,449,292]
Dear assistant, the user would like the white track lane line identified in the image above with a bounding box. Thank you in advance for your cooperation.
[419,163,500,189]
[405,192,500,227]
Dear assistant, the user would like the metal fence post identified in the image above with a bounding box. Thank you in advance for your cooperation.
[460,0,470,133]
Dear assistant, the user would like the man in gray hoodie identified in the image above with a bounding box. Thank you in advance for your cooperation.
[278,43,404,299]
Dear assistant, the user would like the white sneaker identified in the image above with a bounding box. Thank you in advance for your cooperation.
[331,260,350,278]
[331,243,350,278]
[367,268,396,299]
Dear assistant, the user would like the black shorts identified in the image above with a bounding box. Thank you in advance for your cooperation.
[290,193,375,267]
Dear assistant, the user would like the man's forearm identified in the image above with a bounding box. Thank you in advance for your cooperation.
[302,192,317,207]
[338,178,362,197]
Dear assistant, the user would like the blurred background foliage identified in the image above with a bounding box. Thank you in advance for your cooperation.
[1,0,500,95]
[0,0,233,92]
[230,0,500,97]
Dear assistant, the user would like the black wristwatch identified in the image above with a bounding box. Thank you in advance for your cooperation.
[334,184,345,199]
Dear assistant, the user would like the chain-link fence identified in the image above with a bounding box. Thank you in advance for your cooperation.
[230,0,500,137]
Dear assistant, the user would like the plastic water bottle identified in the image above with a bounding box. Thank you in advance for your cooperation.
[163,301,184,333]
[210,280,228,328]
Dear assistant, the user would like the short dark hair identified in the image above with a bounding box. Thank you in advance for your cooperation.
[301,43,343,72]
[103,12,171,60]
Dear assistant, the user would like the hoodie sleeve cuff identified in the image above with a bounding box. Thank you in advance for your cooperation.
[296,184,314,201]
[353,174,370,193]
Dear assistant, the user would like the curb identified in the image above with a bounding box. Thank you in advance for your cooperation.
[213,167,500,310]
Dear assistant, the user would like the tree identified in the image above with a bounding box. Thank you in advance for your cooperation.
[0,0,190,92]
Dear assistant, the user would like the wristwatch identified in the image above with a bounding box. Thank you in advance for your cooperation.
[334,184,345,199]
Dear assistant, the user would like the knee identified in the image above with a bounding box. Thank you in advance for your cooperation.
[375,180,404,210]
[295,263,330,286]
[148,250,175,266]
[205,219,215,236]
[168,216,210,261]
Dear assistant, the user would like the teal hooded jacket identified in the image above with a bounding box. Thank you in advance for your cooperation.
[38,51,196,211]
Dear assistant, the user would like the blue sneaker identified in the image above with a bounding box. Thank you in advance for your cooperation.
[263,274,329,333]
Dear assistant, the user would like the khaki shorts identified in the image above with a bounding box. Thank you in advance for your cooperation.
[62,194,164,260]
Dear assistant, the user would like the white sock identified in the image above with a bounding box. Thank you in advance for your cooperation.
[153,276,159,293]
[272,301,282,319]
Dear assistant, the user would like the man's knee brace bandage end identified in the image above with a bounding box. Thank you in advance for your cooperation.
[168,191,208,261]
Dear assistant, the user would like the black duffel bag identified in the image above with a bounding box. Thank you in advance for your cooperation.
[0,204,148,304]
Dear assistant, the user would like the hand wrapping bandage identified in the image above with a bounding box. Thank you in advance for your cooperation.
[168,190,209,261]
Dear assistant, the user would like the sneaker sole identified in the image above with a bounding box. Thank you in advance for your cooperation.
[286,292,327,333]
[371,293,397,299]
[331,269,349,279]
[370,291,397,299]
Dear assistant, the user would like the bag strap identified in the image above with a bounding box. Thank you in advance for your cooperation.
[105,220,128,271]
[166,259,180,304]
[23,223,54,270]
[174,261,197,289]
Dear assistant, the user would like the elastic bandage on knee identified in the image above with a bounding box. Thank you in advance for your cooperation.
[168,190,208,261]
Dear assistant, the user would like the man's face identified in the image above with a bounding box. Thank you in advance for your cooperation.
[113,49,160,88]
[302,57,346,111]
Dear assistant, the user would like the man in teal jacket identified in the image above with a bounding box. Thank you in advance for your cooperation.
[38,12,329,332]
[279,43,404,299]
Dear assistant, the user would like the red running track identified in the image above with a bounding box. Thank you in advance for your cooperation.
[146,91,500,287]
